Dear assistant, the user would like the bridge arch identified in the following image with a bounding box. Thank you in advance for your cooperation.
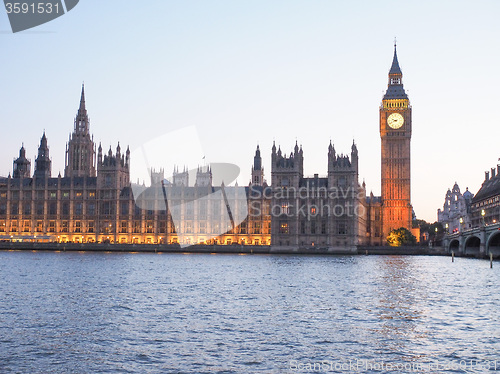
[464,235,481,257]
[486,231,500,256]
[449,239,460,254]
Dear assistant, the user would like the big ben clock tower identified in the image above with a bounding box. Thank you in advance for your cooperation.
[380,43,412,238]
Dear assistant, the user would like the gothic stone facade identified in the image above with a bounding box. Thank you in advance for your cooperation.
[438,183,473,233]
[0,46,414,247]
[0,86,271,245]
[269,141,369,248]
[470,165,500,228]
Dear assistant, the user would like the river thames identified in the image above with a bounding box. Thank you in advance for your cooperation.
[0,251,499,373]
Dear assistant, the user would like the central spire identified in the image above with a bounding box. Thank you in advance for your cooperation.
[35,131,51,178]
[75,83,89,134]
[389,43,402,76]
[65,84,96,177]
[77,83,87,117]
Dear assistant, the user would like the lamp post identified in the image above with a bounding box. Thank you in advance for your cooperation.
[481,209,486,226]
[445,223,449,234]
[459,217,464,233]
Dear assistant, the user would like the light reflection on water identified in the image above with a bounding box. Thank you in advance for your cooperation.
[0,252,499,373]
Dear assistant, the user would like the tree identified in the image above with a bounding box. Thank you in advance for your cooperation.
[387,227,417,247]
[412,219,444,243]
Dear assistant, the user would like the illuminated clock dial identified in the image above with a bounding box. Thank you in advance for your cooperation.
[387,113,404,129]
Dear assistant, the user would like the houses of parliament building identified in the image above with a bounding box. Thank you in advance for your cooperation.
[0,45,413,247]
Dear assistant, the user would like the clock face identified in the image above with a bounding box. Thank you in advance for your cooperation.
[387,113,404,129]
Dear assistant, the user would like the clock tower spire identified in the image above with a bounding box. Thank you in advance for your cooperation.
[380,43,412,239]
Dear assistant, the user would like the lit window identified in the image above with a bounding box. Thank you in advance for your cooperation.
[281,202,289,215]
[280,222,289,234]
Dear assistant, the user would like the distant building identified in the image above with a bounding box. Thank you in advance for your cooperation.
[470,163,500,227]
[438,183,473,233]
[12,145,31,179]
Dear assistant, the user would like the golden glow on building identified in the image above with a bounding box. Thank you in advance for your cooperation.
[379,44,413,238]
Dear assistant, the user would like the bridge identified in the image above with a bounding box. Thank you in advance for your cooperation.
[442,222,500,258]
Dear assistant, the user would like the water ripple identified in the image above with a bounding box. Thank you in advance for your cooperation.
[0,252,499,373]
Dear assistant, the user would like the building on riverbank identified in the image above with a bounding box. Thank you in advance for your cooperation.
[269,140,370,248]
[0,86,271,245]
[439,161,500,235]
[0,45,416,247]
[437,183,474,233]
[0,86,371,247]
[470,163,500,228]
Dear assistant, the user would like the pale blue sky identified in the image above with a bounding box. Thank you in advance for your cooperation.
[1,0,499,222]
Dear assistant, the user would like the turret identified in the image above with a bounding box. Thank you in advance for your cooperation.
[98,142,103,164]
[173,165,189,186]
[196,165,212,187]
[328,140,335,159]
[351,140,359,174]
[254,145,262,170]
[13,144,31,178]
[150,168,164,185]
[271,141,277,165]
[328,141,359,189]
[34,131,51,178]
[271,142,304,189]
[97,143,130,190]
[251,145,264,186]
